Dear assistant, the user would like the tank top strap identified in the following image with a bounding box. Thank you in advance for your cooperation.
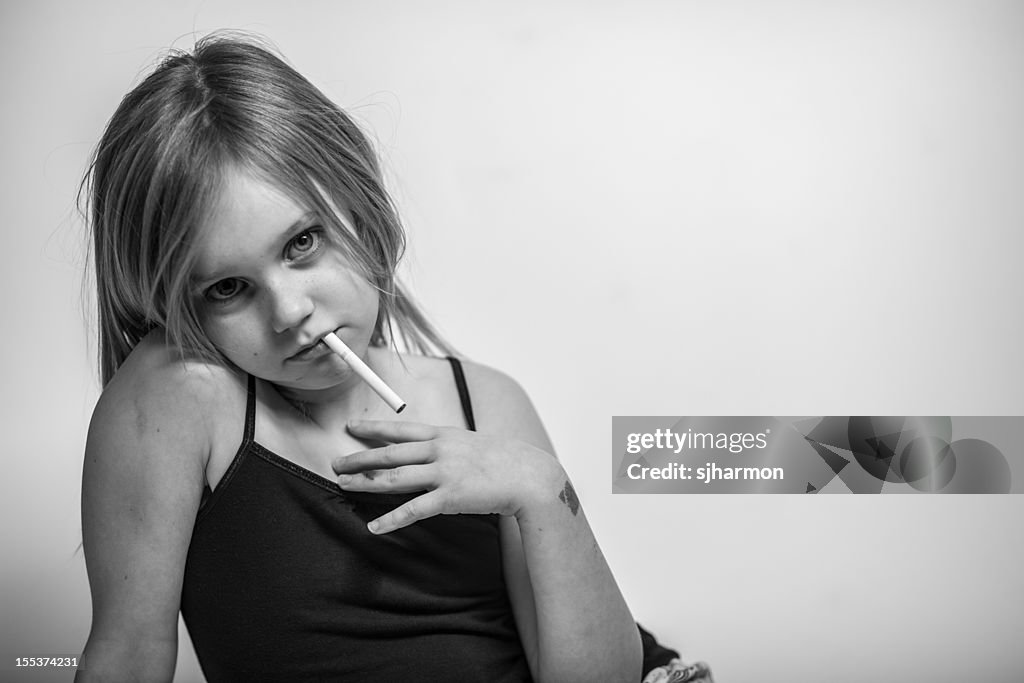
[243,373,257,441]
[445,357,476,432]
[197,372,257,515]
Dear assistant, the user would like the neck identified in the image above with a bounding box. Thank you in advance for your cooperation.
[273,348,390,429]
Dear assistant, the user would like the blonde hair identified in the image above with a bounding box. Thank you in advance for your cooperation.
[81,32,452,385]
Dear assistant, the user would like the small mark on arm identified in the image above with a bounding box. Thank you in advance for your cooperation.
[558,481,579,515]
[133,397,147,436]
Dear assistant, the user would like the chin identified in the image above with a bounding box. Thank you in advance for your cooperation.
[285,363,351,388]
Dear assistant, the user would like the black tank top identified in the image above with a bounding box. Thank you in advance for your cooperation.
[180,358,531,682]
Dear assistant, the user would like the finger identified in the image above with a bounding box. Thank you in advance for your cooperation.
[367,490,446,534]
[337,463,434,494]
[346,419,443,443]
[332,441,433,474]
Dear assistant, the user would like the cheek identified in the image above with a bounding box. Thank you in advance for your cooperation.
[348,275,381,325]
[324,255,380,320]
[201,313,263,360]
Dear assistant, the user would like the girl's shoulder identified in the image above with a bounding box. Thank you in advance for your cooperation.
[386,351,549,444]
[464,359,551,447]
[91,330,246,464]
[384,351,523,399]
[100,329,244,409]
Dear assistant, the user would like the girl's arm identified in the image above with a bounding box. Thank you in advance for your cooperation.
[469,363,642,683]
[76,354,216,682]
[334,362,642,683]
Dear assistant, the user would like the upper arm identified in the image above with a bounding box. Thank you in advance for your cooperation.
[79,355,220,678]
[459,361,555,678]
[458,360,640,682]
[460,361,556,454]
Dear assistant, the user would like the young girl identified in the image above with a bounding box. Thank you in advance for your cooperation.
[76,32,696,682]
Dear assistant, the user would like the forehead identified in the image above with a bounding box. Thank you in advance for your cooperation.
[192,168,309,280]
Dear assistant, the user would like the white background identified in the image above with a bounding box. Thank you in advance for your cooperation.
[2,1,1022,681]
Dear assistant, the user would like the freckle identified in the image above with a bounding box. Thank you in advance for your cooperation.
[133,398,147,436]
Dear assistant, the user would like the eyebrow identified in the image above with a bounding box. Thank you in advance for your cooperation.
[191,211,317,288]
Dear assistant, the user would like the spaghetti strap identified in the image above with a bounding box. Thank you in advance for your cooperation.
[243,373,257,442]
[446,357,476,432]
[194,372,258,519]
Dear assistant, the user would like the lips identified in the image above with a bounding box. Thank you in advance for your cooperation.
[288,339,328,362]
[288,328,340,361]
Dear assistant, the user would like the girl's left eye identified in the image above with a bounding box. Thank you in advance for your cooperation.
[286,229,324,259]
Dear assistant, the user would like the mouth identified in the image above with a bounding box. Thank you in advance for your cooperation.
[288,329,339,362]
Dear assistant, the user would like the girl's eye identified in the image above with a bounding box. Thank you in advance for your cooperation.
[287,229,324,259]
[206,278,244,302]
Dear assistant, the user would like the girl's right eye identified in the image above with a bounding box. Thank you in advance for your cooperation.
[205,278,245,303]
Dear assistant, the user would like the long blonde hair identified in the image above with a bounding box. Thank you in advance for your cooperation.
[80,32,453,385]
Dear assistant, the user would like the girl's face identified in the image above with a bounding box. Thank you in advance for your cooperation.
[192,167,379,398]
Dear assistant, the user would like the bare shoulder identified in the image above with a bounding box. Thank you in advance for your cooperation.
[457,358,555,453]
[373,351,552,451]
[87,330,243,473]
[80,331,241,670]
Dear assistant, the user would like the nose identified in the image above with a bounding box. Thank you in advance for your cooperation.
[267,275,315,334]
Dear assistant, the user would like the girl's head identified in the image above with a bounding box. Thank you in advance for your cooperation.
[83,32,448,384]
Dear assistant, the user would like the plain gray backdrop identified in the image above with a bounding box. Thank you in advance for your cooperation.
[2,1,1022,681]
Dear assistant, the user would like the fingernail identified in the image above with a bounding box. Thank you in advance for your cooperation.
[347,419,362,428]
[367,520,380,533]
[337,474,352,485]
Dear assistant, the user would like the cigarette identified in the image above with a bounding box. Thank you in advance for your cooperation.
[322,332,407,413]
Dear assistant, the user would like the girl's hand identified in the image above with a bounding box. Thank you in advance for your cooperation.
[331,419,563,534]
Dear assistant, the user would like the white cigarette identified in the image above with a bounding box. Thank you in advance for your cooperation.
[322,332,407,413]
